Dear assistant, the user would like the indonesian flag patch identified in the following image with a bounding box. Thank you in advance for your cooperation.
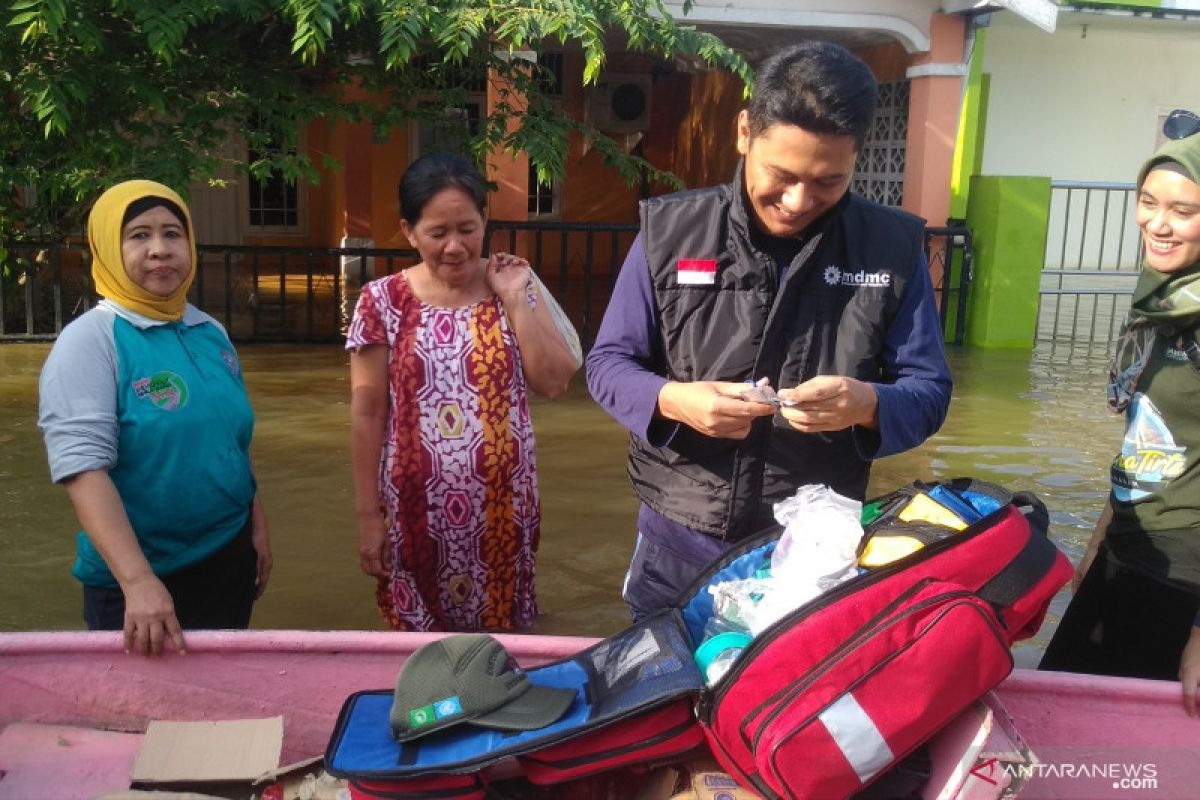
[677,258,718,285]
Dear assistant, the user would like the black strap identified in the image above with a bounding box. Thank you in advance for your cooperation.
[1011,490,1049,538]
[397,742,421,767]
[977,496,1058,610]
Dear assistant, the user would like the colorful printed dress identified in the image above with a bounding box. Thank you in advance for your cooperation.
[346,273,540,631]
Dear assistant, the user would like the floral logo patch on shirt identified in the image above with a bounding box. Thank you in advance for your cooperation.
[132,371,190,411]
[221,349,240,376]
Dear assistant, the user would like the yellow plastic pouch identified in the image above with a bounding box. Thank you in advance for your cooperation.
[857,534,928,568]
[896,492,968,531]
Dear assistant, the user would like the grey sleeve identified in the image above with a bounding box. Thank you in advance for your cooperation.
[37,310,121,483]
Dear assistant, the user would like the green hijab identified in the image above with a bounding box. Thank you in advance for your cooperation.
[1108,134,1200,412]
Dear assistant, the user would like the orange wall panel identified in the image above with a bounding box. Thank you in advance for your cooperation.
[902,14,966,226]
[669,69,743,192]
[372,127,410,248]
[857,41,911,83]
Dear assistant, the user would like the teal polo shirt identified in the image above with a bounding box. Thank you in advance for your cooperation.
[39,302,256,588]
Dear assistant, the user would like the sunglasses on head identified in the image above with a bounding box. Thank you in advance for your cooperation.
[1163,109,1200,141]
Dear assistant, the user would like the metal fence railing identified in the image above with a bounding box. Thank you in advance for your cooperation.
[926,226,972,346]
[0,222,634,344]
[3,221,971,346]
[0,241,421,343]
[1038,181,1140,345]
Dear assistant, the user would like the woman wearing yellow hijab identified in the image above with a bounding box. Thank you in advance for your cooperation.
[38,180,271,657]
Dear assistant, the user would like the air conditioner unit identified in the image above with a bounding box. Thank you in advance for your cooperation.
[589,73,653,134]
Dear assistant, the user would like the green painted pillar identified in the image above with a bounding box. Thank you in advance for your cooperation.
[963,175,1051,348]
[949,30,988,221]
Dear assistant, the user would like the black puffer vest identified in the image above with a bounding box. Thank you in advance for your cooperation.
[629,165,926,541]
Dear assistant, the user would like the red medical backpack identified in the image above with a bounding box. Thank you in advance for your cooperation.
[326,479,1071,800]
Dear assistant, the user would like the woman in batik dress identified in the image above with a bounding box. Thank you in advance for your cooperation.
[347,154,577,631]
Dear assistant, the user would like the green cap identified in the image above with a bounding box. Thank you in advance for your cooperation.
[390,634,577,742]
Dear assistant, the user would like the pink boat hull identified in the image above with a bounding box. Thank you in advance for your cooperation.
[988,669,1200,799]
[0,630,594,762]
[2,631,1199,799]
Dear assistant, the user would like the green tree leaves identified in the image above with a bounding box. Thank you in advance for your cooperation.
[2,0,751,242]
[8,0,69,44]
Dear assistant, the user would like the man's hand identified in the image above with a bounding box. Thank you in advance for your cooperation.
[657,381,776,439]
[778,376,879,433]
[1179,626,1200,717]
[121,573,186,657]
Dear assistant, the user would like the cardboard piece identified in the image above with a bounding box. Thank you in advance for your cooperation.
[681,771,763,799]
[100,759,344,800]
[99,792,229,799]
[256,757,348,800]
[130,717,283,796]
[254,755,323,785]
[632,765,685,800]
[666,759,763,800]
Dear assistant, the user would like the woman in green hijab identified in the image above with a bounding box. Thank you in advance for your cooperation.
[1041,112,1200,716]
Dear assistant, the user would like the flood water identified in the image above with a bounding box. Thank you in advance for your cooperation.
[0,341,1122,666]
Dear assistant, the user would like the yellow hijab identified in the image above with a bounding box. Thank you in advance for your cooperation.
[88,180,197,322]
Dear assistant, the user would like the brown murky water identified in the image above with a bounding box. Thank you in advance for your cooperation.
[0,341,1121,664]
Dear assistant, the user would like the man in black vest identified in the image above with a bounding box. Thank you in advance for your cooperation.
[586,40,953,621]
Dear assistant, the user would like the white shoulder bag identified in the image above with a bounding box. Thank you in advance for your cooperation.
[530,272,583,370]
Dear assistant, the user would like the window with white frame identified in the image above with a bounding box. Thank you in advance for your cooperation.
[527,52,564,219]
[414,102,482,159]
[410,55,486,159]
[247,121,303,231]
[527,163,557,216]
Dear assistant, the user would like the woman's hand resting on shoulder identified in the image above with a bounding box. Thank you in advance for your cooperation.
[486,252,533,301]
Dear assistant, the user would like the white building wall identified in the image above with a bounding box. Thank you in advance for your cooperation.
[981,12,1200,184]
[664,0,939,52]
[981,12,1200,270]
